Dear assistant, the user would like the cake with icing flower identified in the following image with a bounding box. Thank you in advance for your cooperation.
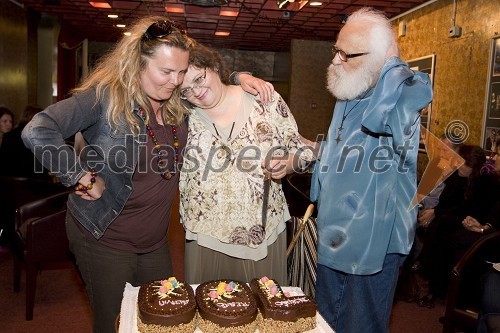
[250,276,317,332]
[137,277,197,332]
[195,279,260,332]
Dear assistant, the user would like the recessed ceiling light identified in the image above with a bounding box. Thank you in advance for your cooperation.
[309,1,322,5]
[89,1,111,8]
[220,8,239,17]
[107,14,118,19]
[215,31,230,36]
[124,32,131,36]
[165,5,184,13]
[116,24,126,28]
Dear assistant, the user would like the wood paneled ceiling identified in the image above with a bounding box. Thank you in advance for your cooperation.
[18,0,431,52]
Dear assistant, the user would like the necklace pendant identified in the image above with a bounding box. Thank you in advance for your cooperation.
[336,126,344,143]
[162,171,172,180]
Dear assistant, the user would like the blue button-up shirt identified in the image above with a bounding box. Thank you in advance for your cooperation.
[310,57,433,275]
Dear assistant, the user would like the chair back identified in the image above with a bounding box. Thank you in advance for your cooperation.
[443,230,500,333]
[27,209,69,263]
[15,191,71,230]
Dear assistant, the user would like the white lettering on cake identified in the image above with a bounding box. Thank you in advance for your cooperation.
[159,299,189,306]
[275,297,309,307]
[216,302,249,308]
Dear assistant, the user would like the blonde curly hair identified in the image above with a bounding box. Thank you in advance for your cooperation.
[73,16,196,134]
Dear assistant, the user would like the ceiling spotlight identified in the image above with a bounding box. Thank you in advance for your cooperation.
[123,32,131,36]
[107,14,118,18]
[89,1,111,8]
[309,1,322,5]
[116,24,126,28]
[165,5,184,13]
[220,8,239,17]
[215,31,230,36]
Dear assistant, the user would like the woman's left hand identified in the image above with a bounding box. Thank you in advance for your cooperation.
[238,73,274,104]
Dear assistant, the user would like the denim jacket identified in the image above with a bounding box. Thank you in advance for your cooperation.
[22,89,147,239]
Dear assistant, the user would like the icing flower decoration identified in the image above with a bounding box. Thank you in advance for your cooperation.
[217,282,227,295]
[156,277,182,299]
[207,281,241,303]
[284,291,291,297]
[259,276,283,299]
[265,279,275,287]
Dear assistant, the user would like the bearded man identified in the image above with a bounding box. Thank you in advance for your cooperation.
[309,7,433,332]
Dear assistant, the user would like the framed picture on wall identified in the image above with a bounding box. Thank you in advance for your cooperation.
[482,35,500,152]
[407,54,436,132]
[494,38,500,77]
[484,127,499,152]
[489,82,500,119]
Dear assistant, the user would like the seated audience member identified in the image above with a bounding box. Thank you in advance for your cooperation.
[409,135,462,270]
[418,145,499,308]
[0,106,14,147]
[0,105,51,179]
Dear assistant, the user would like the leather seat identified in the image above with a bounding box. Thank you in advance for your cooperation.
[12,191,72,320]
[442,231,500,333]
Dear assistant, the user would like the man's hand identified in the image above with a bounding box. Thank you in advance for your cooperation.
[238,73,274,104]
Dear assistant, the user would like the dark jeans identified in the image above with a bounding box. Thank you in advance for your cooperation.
[478,269,500,333]
[316,253,406,333]
[66,212,172,333]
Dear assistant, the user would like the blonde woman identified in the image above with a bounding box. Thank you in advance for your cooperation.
[22,17,272,332]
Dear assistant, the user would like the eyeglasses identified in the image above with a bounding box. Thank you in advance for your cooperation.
[180,68,207,100]
[142,20,185,42]
[332,46,369,62]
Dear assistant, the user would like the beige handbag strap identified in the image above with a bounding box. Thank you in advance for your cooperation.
[286,204,315,257]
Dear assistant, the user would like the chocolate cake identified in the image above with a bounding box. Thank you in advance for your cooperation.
[195,279,260,333]
[137,277,197,333]
[250,277,317,332]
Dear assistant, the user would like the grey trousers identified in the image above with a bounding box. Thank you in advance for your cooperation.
[185,230,287,285]
[66,212,172,333]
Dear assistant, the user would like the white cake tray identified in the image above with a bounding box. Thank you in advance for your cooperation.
[119,283,334,333]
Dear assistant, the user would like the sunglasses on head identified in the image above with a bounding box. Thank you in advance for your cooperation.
[142,20,185,42]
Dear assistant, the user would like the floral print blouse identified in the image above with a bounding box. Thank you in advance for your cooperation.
[179,90,311,260]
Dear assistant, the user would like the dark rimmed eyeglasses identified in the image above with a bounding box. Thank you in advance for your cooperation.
[332,46,369,62]
[180,68,207,100]
[142,20,185,42]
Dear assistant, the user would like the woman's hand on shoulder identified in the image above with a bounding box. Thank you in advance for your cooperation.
[238,73,274,104]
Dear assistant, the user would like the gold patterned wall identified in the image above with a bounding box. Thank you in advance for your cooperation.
[287,0,500,146]
[395,0,500,146]
[0,1,29,119]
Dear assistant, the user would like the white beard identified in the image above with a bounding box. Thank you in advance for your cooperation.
[326,59,383,100]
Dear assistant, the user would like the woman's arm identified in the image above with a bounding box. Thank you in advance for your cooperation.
[231,72,274,104]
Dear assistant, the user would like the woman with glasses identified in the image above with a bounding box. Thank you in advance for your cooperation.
[171,43,313,285]
[22,16,273,332]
